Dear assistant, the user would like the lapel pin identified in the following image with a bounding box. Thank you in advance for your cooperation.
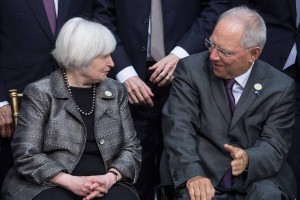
[254,83,262,90]
[105,91,112,97]
[254,83,262,95]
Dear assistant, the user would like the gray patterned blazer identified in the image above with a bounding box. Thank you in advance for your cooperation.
[1,69,142,200]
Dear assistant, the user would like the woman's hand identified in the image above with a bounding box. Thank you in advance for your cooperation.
[50,172,107,197]
[82,172,118,200]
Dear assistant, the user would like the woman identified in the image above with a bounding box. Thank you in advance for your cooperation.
[1,17,141,200]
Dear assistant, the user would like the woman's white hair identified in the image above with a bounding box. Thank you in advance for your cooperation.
[52,17,116,69]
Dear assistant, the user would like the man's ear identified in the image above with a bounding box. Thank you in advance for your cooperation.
[249,47,261,62]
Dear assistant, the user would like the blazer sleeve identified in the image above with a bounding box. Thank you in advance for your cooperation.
[109,83,142,184]
[11,84,66,185]
[244,77,295,185]
[162,59,206,188]
[176,0,230,54]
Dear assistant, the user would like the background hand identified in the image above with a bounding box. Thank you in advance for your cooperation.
[0,105,13,138]
[186,176,215,200]
[224,144,249,176]
[124,76,154,106]
[149,53,179,87]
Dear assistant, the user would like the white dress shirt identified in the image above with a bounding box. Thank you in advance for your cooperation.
[232,61,254,104]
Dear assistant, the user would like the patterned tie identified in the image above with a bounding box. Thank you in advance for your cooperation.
[224,79,236,114]
[43,0,56,36]
[218,168,232,191]
[218,79,235,191]
[150,0,165,61]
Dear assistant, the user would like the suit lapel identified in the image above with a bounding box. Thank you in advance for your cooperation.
[27,0,54,41]
[288,0,297,26]
[56,0,71,35]
[209,66,232,125]
[230,62,266,128]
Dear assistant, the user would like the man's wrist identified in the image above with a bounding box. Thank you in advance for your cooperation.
[0,101,9,107]
[116,66,138,83]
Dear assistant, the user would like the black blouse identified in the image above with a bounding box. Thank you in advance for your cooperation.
[69,86,106,176]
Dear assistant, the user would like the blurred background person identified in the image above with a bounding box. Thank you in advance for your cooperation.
[1,17,141,200]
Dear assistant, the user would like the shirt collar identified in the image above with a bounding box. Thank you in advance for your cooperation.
[234,61,254,88]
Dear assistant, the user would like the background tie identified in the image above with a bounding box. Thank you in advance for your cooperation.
[150,0,165,61]
[43,0,56,36]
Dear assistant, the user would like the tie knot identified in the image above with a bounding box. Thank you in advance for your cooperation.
[224,79,235,89]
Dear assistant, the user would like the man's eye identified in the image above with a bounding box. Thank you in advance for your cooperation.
[219,49,228,56]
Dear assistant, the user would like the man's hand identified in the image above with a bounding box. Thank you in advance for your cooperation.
[224,144,249,176]
[124,76,154,107]
[0,105,13,138]
[186,176,215,200]
[149,53,179,87]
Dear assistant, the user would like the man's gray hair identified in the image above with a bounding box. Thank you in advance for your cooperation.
[217,6,266,49]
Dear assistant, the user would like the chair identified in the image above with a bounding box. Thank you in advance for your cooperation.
[8,89,23,128]
[156,150,175,200]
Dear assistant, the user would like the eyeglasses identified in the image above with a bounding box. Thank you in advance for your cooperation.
[205,38,237,58]
[205,38,257,58]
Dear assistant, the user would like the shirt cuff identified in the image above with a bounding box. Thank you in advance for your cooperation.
[170,46,189,59]
[0,101,9,107]
[116,66,138,83]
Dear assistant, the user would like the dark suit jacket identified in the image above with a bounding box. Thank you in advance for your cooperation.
[247,0,299,71]
[0,0,96,101]
[162,51,296,198]
[94,0,229,80]
[1,70,141,200]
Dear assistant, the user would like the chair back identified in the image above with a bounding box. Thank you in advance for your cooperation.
[9,89,23,128]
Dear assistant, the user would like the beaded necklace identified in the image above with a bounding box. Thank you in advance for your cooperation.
[62,69,96,116]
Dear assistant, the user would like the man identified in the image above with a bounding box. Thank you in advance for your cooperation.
[0,0,99,192]
[94,1,230,199]
[163,6,296,199]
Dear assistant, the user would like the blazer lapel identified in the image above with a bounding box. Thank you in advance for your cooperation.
[209,66,232,125]
[230,62,266,128]
[27,0,54,41]
[51,70,83,122]
[94,81,115,124]
[50,70,116,126]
